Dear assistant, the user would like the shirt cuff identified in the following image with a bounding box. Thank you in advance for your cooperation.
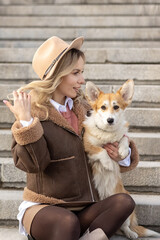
[118,148,131,167]
[20,118,33,127]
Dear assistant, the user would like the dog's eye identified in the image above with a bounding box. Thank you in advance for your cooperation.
[101,105,106,110]
[113,105,119,110]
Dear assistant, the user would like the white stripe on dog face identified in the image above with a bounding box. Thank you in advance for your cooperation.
[96,99,122,128]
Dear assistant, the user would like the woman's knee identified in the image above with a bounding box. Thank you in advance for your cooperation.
[61,211,81,235]
[113,193,135,213]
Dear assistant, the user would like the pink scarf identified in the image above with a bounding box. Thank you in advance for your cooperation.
[60,106,79,135]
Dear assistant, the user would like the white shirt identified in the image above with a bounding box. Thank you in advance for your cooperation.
[50,97,73,112]
[18,98,131,236]
[20,97,73,126]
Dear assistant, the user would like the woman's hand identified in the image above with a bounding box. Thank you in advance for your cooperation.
[103,142,122,162]
[3,91,32,121]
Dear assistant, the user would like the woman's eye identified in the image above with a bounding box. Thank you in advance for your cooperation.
[113,105,119,110]
[73,72,79,75]
[101,105,106,110]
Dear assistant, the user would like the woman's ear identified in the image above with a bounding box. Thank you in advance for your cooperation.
[117,79,134,105]
[85,81,101,103]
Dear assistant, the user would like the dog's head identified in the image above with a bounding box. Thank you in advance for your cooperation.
[85,80,134,131]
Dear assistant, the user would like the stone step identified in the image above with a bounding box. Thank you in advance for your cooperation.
[0,227,26,240]
[0,158,160,192]
[84,64,160,82]
[0,0,160,5]
[0,4,160,16]
[1,63,160,82]
[1,16,160,27]
[0,189,23,221]
[54,0,160,3]
[125,108,160,127]
[0,5,159,16]
[0,28,160,41]
[0,130,160,158]
[84,48,160,64]
[1,84,160,107]
[0,189,159,227]
[128,132,160,157]
[1,227,160,240]
[1,48,160,63]
[122,161,160,192]
[0,226,157,240]
[1,105,160,128]
[1,40,160,48]
[0,158,26,188]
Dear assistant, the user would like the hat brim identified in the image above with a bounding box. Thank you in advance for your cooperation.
[44,36,84,80]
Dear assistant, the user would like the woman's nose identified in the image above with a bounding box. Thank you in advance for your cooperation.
[78,74,85,84]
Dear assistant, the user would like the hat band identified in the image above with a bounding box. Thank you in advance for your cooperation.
[43,47,68,79]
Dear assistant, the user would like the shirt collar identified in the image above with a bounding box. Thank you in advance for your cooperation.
[50,97,73,113]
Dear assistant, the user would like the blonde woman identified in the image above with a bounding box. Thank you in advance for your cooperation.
[4,36,139,240]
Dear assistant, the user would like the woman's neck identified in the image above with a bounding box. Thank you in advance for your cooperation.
[51,93,66,105]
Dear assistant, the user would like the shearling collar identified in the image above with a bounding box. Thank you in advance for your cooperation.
[31,100,87,136]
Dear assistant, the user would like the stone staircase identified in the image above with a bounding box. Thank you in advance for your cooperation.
[0,0,160,239]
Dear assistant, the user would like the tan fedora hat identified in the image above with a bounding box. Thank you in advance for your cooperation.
[32,36,84,80]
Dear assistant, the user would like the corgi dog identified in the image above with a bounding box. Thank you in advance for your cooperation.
[83,80,160,239]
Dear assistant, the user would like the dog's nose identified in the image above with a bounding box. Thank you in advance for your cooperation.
[107,118,114,124]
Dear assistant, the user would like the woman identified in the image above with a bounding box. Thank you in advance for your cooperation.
[4,36,139,240]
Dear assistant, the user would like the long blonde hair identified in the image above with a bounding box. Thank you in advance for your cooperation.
[9,48,85,119]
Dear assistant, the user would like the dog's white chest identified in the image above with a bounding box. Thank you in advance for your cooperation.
[93,161,121,200]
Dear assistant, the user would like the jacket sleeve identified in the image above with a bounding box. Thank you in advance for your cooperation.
[120,139,139,173]
[11,117,51,173]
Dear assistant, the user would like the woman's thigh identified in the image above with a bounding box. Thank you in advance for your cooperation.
[28,205,80,240]
[23,204,49,235]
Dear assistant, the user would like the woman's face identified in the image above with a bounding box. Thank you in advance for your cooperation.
[52,56,85,104]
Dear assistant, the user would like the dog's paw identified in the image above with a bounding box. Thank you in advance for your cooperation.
[92,149,114,171]
[124,229,138,239]
[121,219,138,239]
[118,146,129,159]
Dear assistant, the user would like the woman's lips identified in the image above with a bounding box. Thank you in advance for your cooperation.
[73,87,80,93]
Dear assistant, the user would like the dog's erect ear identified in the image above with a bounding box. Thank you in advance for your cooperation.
[85,81,101,102]
[117,79,134,105]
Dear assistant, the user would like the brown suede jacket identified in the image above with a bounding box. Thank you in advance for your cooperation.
[11,100,139,207]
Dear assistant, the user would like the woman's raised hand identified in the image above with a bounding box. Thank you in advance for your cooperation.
[3,91,32,121]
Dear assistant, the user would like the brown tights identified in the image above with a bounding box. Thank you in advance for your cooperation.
[30,193,135,240]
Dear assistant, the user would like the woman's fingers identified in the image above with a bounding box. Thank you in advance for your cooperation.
[17,91,31,103]
[23,91,27,100]
[103,142,121,162]
[3,100,14,111]
[13,90,19,100]
[111,142,119,147]
[106,142,118,149]
[13,91,30,104]
[3,91,32,121]
[18,91,23,100]
[28,93,31,101]
[3,100,19,120]
[105,144,117,152]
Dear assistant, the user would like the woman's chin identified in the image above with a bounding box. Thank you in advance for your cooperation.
[69,92,77,99]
